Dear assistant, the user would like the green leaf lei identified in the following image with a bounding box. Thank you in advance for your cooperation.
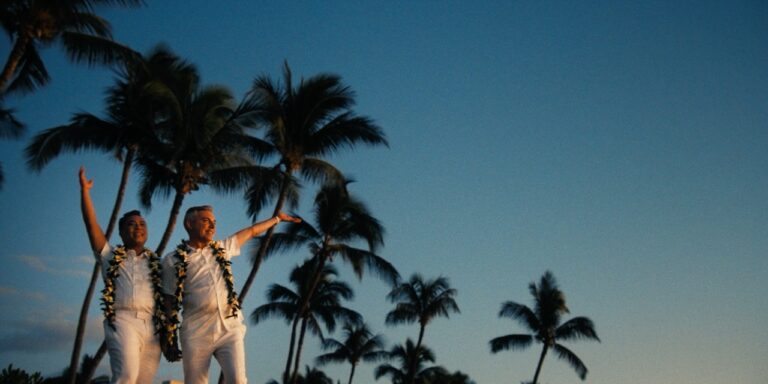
[100,246,164,332]
[166,240,241,347]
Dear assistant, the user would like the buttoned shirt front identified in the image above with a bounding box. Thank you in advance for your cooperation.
[161,236,243,338]
[100,243,156,316]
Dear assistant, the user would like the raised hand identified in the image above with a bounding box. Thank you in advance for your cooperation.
[79,166,93,191]
[277,211,301,223]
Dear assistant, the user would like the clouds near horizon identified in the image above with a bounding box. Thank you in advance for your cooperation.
[17,254,91,279]
[0,313,103,353]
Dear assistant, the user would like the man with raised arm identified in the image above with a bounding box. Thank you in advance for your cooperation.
[79,167,164,384]
[161,205,300,384]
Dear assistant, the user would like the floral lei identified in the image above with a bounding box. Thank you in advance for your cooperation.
[165,240,241,347]
[100,246,164,332]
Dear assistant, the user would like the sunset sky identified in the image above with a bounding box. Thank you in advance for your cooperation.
[1,1,766,383]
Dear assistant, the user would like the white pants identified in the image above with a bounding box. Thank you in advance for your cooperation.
[104,311,161,384]
[181,324,247,384]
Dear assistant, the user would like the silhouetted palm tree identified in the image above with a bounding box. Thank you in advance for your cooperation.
[316,322,387,384]
[135,62,264,255]
[0,99,24,189]
[237,62,388,303]
[252,260,361,384]
[0,364,43,384]
[386,274,459,350]
[24,44,194,384]
[489,271,600,384]
[374,339,446,384]
[423,371,476,384]
[0,0,141,94]
[267,366,333,384]
[270,183,399,380]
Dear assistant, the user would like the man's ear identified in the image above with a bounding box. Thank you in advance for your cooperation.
[183,219,191,231]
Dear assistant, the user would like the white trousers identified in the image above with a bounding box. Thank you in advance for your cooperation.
[181,324,247,384]
[104,311,161,384]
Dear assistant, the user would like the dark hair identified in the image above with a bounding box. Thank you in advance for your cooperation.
[118,210,143,232]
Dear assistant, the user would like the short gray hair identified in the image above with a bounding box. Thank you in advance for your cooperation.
[184,205,213,223]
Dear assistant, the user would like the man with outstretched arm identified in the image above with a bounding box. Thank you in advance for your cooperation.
[161,205,300,384]
[79,167,164,384]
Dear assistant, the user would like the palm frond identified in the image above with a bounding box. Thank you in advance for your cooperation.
[553,343,588,380]
[489,334,533,353]
[24,113,121,171]
[307,113,388,157]
[299,157,344,185]
[5,46,49,94]
[337,245,399,284]
[251,302,297,325]
[61,11,113,37]
[0,103,24,139]
[556,316,599,342]
[135,157,174,209]
[499,301,540,332]
[61,31,137,66]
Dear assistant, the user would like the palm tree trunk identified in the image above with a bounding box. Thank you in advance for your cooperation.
[67,154,134,384]
[531,344,549,384]
[290,317,309,384]
[81,341,107,384]
[155,190,186,256]
[238,169,289,302]
[283,315,301,383]
[416,324,426,351]
[295,243,334,324]
[0,33,31,94]
[66,262,101,384]
[347,363,357,384]
[104,148,135,237]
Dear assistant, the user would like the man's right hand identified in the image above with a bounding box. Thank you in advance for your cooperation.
[79,166,93,191]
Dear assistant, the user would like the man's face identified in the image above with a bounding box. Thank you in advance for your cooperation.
[119,215,147,248]
[187,210,216,243]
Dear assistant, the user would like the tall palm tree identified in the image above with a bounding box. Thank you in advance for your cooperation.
[23,44,192,384]
[386,274,460,350]
[270,182,399,376]
[252,260,361,384]
[489,271,600,384]
[0,0,141,94]
[374,339,446,384]
[316,322,387,384]
[135,63,265,256]
[237,62,388,304]
[0,99,24,189]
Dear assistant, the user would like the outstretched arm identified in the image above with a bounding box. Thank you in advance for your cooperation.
[80,167,107,254]
[233,212,301,247]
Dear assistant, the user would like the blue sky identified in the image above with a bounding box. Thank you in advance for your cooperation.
[1,1,767,383]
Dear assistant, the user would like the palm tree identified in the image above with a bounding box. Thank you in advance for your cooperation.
[135,61,265,256]
[386,274,460,350]
[0,0,141,94]
[374,339,446,384]
[0,99,24,189]
[316,322,387,384]
[489,271,600,384]
[270,182,399,379]
[423,371,476,384]
[237,62,388,304]
[252,259,361,384]
[24,44,192,384]
[267,366,334,384]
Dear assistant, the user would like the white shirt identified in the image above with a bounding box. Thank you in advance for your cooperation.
[161,236,244,336]
[100,243,156,315]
